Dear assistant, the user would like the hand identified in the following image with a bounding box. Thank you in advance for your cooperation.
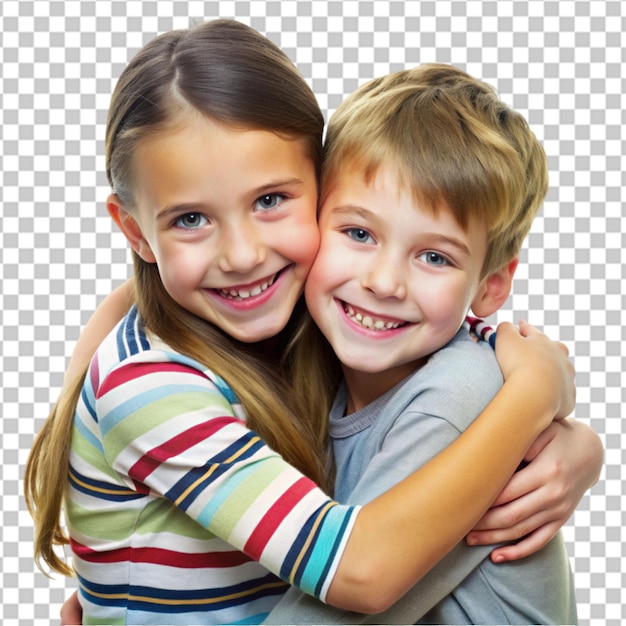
[494,320,576,421]
[60,589,82,625]
[466,418,603,562]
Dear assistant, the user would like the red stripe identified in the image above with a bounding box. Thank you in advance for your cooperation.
[96,361,207,398]
[243,477,317,561]
[128,416,240,483]
[70,539,253,568]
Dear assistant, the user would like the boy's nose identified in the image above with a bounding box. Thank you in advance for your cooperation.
[362,255,407,300]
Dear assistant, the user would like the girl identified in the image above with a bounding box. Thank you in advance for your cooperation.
[25,19,592,626]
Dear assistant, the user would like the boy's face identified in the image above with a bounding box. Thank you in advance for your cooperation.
[305,163,489,386]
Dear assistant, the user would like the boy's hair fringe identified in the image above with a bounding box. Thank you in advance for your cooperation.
[322,64,549,276]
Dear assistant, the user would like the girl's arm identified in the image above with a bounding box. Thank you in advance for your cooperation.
[62,315,573,615]
[61,321,576,621]
[326,321,575,612]
[61,279,133,389]
[467,417,603,562]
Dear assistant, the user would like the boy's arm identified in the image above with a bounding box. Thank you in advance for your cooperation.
[466,317,603,561]
[468,417,603,561]
[62,279,134,389]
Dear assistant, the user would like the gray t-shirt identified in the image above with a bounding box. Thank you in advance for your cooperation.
[266,326,577,624]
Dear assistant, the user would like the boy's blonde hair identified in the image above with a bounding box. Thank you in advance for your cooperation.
[322,64,548,276]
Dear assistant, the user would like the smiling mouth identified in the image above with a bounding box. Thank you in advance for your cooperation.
[218,273,279,301]
[343,302,407,331]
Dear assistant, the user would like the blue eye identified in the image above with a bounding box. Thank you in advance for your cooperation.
[346,228,374,244]
[419,251,448,266]
[175,213,208,229]
[255,194,284,211]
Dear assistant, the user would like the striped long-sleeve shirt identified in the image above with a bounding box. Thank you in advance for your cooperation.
[67,306,359,625]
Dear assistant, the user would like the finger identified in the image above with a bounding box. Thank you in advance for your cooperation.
[523,423,558,463]
[489,523,561,563]
[467,510,550,546]
[554,340,570,357]
[517,319,535,337]
[468,509,547,544]
[480,464,547,511]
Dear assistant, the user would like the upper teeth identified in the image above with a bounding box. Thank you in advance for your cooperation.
[344,304,403,330]
[220,276,276,300]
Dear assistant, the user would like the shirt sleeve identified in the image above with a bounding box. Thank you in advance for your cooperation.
[94,349,359,601]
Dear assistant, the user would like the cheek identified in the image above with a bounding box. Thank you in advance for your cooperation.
[285,214,321,272]
[155,246,206,291]
[304,241,337,304]
[424,280,474,325]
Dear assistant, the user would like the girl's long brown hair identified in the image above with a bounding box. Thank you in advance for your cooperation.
[24,19,328,577]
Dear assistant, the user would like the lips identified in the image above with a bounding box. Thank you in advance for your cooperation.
[342,302,406,331]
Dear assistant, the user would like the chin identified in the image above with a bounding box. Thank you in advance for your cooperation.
[233,321,289,344]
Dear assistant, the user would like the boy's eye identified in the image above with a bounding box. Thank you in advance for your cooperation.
[255,193,284,211]
[175,213,208,229]
[346,227,374,244]
[419,251,449,266]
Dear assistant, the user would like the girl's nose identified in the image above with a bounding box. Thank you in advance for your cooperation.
[217,221,266,273]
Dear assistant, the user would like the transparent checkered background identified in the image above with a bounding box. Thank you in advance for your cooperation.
[1,1,624,624]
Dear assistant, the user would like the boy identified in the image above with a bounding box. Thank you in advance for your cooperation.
[267,64,577,624]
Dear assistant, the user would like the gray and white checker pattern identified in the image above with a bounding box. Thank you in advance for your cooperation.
[1,1,623,624]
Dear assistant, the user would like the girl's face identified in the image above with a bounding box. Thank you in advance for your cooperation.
[110,114,320,343]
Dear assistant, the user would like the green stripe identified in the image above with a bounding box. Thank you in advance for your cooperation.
[103,390,232,461]
[208,456,287,537]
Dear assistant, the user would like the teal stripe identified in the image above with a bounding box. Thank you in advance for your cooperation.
[195,460,263,528]
[74,414,105,453]
[298,505,356,596]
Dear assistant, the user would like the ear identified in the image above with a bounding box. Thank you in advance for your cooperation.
[470,258,518,318]
[107,193,157,263]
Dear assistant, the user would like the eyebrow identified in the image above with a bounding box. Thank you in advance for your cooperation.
[422,233,472,257]
[329,204,472,256]
[156,177,305,220]
[330,204,376,221]
[157,202,207,221]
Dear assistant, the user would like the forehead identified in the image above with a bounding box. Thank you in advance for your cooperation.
[131,115,315,203]
[322,161,489,252]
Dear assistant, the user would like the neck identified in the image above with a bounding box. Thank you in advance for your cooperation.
[342,359,426,414]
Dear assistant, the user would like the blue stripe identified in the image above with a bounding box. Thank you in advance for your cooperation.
[165,433,266,509]
[69,465,144,502]
[116,307,149,361]
[79,572,287,612]
[116,312,130,361]
[279,504,327,590]
[80,373,98,422]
